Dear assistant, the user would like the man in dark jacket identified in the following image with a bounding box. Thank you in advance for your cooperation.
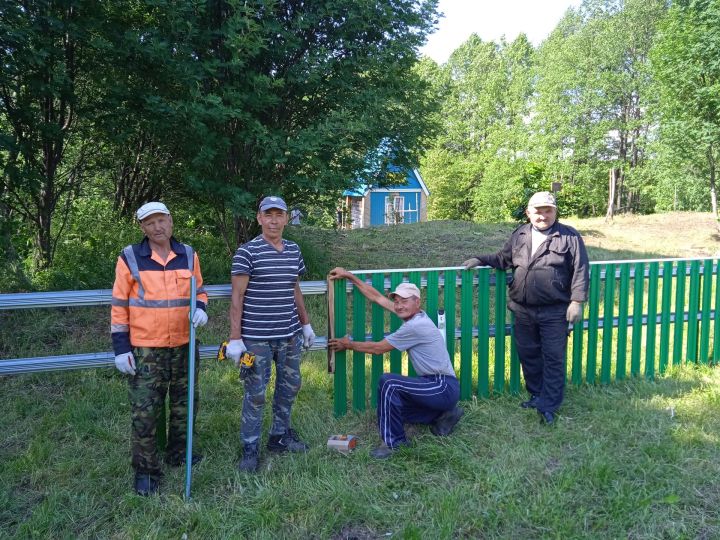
[463,191,589,424]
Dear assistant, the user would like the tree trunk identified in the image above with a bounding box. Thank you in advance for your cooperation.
[605,168,617,223]
[709,144,719,232]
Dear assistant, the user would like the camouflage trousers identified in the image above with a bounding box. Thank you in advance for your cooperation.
[241,333,302,445]
[128,343,200,475]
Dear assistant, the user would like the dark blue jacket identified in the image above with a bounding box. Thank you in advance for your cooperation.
[477,221,589,311]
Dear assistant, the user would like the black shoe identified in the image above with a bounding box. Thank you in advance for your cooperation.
[430,406,465,436]
[164,452,204,467]
[267,428,309,453]
[538,410,555,425]
[238,443,259,473]
[521,395,539,409]
[134,473,159,496]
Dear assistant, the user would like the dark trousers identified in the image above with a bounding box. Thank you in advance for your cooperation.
[377,373,459,448]
[512,304,568,414]
[129,344,199,476]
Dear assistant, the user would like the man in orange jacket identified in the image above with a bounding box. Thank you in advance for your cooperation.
[111,201,209,496]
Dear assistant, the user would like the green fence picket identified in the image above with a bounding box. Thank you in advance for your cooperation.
[601,263,615,384]
[460,270,473,400]
[673,260,687,365]
[686,260,701,363]
[645,262,659,380]
[699,259,713,364]
[616,263,630,380]
[333,278,347,417]
[352,274,366,411]
[444,270,456,364]
[586,265,601,384]
[407,271,422,377]
[477,267,490,398]
[659,261,674,373]
[631,262,645,376]
[370,273,385,408]
[426,271,439,326]
[389,272,403,373]
[510,313,520,394]
[715,263,720,365]
[494,269,507,394]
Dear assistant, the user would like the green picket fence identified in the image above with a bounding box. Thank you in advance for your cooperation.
[330,258,719,416]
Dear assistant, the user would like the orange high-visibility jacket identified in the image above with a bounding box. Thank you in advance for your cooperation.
[111,237,208,355]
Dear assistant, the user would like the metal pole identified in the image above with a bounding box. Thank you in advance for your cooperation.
[184,276,197,500]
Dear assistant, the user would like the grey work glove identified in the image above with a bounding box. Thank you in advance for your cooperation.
[566,301,584,324]
[462,257,482,269]
[226,339,247,367]
[114,352,136,376]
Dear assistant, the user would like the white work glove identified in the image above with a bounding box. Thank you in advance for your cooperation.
[462,257,482,269]
[566,301,584,325]
[226,339,247,367]
[114,352,136,376]
[191,308,208,328]
[302,324,316,349]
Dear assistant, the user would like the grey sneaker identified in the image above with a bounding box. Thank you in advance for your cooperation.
[370,441,409,459]
[267,428,309,453]
[237,443,259,472]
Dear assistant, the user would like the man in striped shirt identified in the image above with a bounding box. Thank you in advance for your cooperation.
[226,196,316,472]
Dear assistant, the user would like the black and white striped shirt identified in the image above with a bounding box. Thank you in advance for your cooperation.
[231,236,306,339]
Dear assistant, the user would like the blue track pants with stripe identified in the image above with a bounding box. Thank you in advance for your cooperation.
[377,373,460,448]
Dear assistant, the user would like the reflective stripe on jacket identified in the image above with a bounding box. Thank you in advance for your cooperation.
[111,237,208,354]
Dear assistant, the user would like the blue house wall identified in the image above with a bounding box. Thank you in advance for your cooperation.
[369,191,422,225]
[342,166,429,228]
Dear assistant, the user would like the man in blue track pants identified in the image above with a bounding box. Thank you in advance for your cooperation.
[328,267,463,459]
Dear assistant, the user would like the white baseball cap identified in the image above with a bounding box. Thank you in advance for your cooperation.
[388,282,421,300]
[527,191,557,209]
[136,201,171,221]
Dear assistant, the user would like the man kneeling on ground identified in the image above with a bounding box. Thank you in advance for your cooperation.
[328,267,464,459]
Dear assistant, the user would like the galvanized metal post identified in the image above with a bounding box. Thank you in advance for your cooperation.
[184,276,197,500]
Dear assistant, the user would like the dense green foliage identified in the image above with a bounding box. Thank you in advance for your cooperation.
[2,0,720,293]
[419,0,719,224]
[1,0,439,285]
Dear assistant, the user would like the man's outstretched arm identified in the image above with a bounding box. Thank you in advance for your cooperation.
[329,267,396,314]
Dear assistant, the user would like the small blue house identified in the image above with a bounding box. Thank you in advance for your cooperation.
[340,167,430,229]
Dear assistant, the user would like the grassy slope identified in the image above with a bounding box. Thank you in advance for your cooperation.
[2,213,720,539]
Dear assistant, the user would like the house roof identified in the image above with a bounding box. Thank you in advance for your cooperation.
[343,168,429,197]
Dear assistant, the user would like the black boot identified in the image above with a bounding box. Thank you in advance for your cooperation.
[238,443,259,473]
[430,406,465,436]
[267,428,309,453]
[134,472,159,496]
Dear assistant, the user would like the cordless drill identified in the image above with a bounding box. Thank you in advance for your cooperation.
[217,341,256,380]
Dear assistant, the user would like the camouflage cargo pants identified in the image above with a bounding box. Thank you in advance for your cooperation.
[241,333,302,445]
[128,343,199,475]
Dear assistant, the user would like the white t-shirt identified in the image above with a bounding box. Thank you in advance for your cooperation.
[385,311,456,377]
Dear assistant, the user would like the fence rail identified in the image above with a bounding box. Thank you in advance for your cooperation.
[2,258,719,417]
[0,281,328,375]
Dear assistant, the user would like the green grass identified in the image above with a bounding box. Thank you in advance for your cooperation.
[2,356,720,538]
[2,213,720,538]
